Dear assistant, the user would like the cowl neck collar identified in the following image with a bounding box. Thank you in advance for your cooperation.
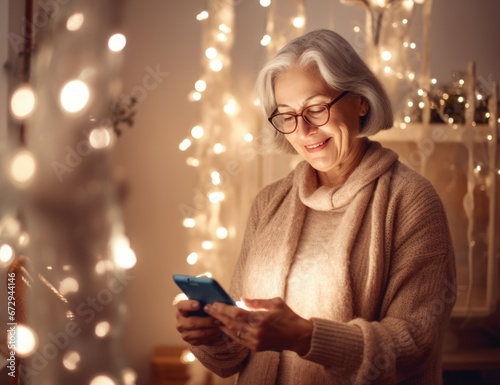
[296,141,399,211]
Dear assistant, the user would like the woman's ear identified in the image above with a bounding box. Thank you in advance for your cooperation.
[359,97,369,117]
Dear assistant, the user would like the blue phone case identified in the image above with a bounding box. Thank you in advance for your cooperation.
[173,274,236,316]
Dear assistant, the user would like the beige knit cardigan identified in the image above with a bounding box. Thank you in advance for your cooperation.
[191,141,457,385]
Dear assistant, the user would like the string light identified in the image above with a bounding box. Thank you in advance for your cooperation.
[59,277,79,295]
[181,350,196,364]
[223,98,240,115]
[381,50,392,61]
[9,149,37,186]
[194,80,207,92]
[205,47,218,59]
[89,127,113,149]
[213,143,226,154]
[183,218,196,228]
[10,84,37,119]
[209,59,223,72]
[292,17,305,29]
[191,125,204,139]
[108,33,127,52]
[260,0,271,7]
[216,227,228,239]
[243,133,254,143]
[186,252,198,265]
[13,324,38,357]
[186,157,200,167]
[60,80,90,113]
[196,11,209,21]
[95,321,111,337]
[63,351,81,370]
[89,375,116,385]
[179,138,192,151]
[201,241,213,250]
[0,244,14,265]
[66,13,84,31]
[260,35,271,46]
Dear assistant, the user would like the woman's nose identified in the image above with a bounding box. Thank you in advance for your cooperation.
[295,116,318,137]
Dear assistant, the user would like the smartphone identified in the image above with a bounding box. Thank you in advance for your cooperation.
[173,274,236,316]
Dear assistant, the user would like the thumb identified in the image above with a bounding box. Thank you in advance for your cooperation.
[241,297,283,310]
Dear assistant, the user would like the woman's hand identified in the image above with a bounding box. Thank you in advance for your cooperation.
[175,300,224,346]
[204,297,313,355]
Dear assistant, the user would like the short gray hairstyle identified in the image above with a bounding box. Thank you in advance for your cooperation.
[255,29,394,154]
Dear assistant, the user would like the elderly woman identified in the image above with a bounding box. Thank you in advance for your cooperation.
[175,29,456,385]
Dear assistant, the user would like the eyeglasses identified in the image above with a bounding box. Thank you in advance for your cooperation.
[268,91,349,134]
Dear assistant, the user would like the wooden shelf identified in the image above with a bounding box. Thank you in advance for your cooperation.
[443,347,500,371]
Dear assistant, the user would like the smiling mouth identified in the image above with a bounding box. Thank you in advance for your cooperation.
[305,138,330,149]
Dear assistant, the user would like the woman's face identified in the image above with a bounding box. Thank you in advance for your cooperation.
[273,67,368,184]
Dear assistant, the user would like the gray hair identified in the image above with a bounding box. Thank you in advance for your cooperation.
[255,29,394,154]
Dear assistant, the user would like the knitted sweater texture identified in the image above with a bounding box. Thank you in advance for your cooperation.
[191,141,457,385]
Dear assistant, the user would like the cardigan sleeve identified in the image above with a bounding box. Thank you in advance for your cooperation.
[301,175,457,384]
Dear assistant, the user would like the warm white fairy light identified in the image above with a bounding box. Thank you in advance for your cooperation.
[205,47,218,59]
[431,78,437,84]
[213,143,226,154]
[0,244,14,264]
[219,24,231,34]
[476,94,483,101]
[216,227,228,239]
[183,218,196,228]
[10,84,37,119]
[292,16,305,28]
[186,157,200,167]
[66,12,84,31]
[201,241,213,250]
[223,98,240,115]
[95,321,111,337]
[400,122,407,129]
[196,11,209,21]
[59,277,79,296]
[211,171,221,185]
[402,19,408,25]
[14,324,38,357]
[260,35,271,46]
[195,80,207,92]
[89,127,113,149]
[407,101,414,107]
[9,149,37,186]
[417,89,425,97]
[409,42,416,49]
[402,0,414,10]
[353,26,361,33]
[384,66,391,74]
[381,50,392,61]
[179,138,192,151]
[191,125,204,139]
[121,369,138,385]
[209,59,223,72]
[217,32,228,42]
[260,0,271,7]
[60,80,90,113]
[459,79,465,86]
[190,91,202,101]
[458,96,464,103]
[63,351,81,370]
[208,191,225,203]
[404,116,411,123]
[419,101,425,109]
[186,252,199,265]
[108,33,127,52]
[448,117,454,124]
[403,41,409,48]
[95,260,114,275]
[112,235,137,269]
[487,135,493,141]
[243,133,254,143]
[181,350,196,364]
[442,93,449,100]
[90,375,116,385]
